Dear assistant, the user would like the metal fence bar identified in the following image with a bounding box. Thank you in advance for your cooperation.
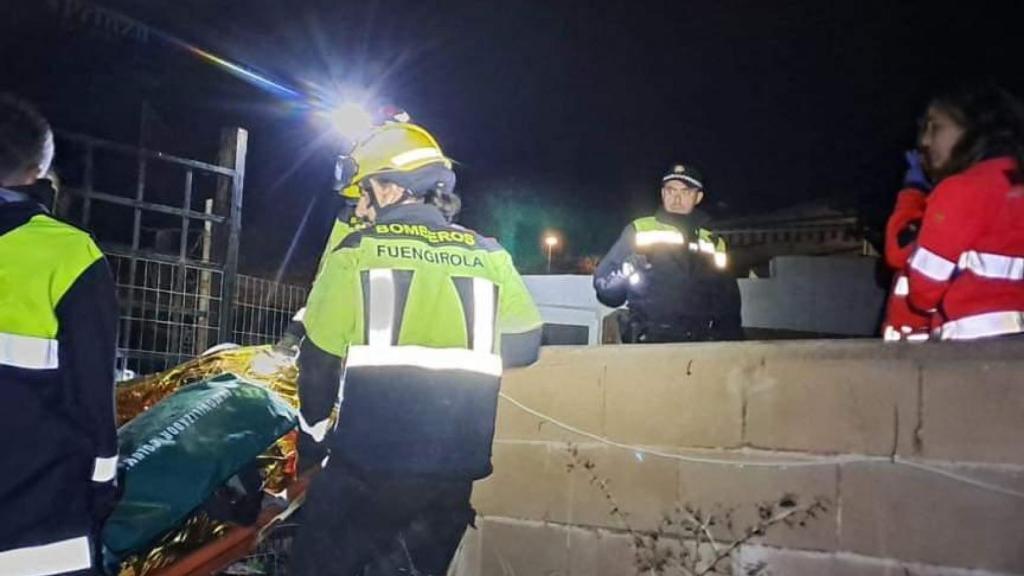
[61,187,227,224]
[218,128,248,344]
[180,170,193,261]
[52,129,260,375]
[59,131,237,177]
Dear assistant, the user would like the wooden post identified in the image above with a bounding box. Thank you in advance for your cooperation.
[216,127,247,344]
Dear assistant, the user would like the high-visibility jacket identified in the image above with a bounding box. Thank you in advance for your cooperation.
[882,188,931,342]
[278,209,368,348]
[907,156,1024,340]
[0,190,119,575]
[298,203,542,479]
[316,210,368,276]
[594,209,738,331]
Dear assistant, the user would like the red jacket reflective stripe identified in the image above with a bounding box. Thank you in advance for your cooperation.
[882,188,931,339]
[906,157,1024,338]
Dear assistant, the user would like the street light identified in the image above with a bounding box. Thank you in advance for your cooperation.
[544,233,559,273]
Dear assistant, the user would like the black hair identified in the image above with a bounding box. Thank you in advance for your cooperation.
[0,93,52,184]
[424,188,462,223]
[928,81,1024,180]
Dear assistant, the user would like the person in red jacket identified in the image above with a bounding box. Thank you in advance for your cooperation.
[882,151,933,342]
[904,82,1024,340]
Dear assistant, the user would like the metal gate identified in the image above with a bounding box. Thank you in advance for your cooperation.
[55,129,248,375]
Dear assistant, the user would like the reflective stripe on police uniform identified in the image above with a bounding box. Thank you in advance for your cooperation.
[634,230,685,247]
[632,217,729,269]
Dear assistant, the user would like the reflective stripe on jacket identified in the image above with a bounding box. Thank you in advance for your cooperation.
[906,157,1024,340]
[299,203,542,479]
[1,196,119,567]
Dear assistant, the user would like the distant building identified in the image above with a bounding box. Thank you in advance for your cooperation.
[711,202,874,277]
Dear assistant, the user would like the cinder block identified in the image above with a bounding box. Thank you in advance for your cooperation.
[675,453,838,551]
[449,523,481,576]
[568,445,680,532]
[595,530,637,576]
[603,345,749,449]
[497,352,607,443]
[735,546,1023,576]
[916,361,1024,465]
[566,526,600,576]
[591,529,722,576]
[839,461,1024,573]
[735,545,848,576]
[745,358,918,456]
[477,517,569,575]
[472,441,572,523]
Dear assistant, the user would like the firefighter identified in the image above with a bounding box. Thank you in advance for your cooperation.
[881,151,933,342]
[0,94,119,575]
[905,82,1024,340]
[274,107,412,355]
[594,163,741,342]
[290,121,542,575]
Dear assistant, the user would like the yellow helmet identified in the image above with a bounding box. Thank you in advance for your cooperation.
[336,122,454,197]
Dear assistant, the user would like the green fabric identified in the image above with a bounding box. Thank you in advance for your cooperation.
[101,374,297,564]
[0,214,103,338]
[316,216,368,275]
[305,224,542,357]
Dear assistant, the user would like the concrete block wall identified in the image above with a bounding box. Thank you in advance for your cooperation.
[455,340,1024,575]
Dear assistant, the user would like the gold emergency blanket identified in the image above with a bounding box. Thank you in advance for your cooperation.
[115,346,300,576]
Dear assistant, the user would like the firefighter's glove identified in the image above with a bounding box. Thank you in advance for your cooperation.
[902,150,932,192]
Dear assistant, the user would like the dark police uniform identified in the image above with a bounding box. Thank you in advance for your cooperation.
[594,207,741,342]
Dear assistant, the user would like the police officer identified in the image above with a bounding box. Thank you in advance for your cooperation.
[0,94,119,575]
[594,163,741,342]
[290,121,542,575]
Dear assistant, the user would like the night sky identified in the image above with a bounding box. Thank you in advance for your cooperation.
[3,0,1022,279]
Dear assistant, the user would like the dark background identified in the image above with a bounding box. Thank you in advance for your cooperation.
[3,0,1021,278]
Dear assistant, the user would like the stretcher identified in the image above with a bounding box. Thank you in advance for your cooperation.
[111,346,313,576]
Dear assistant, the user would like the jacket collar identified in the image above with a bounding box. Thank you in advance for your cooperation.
[0,186,31,204]
[0,190,47,236]
[375,202,447,226]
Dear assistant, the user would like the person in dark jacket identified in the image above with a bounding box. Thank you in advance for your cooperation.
[0,94,119,575]
[594,163,741,342]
